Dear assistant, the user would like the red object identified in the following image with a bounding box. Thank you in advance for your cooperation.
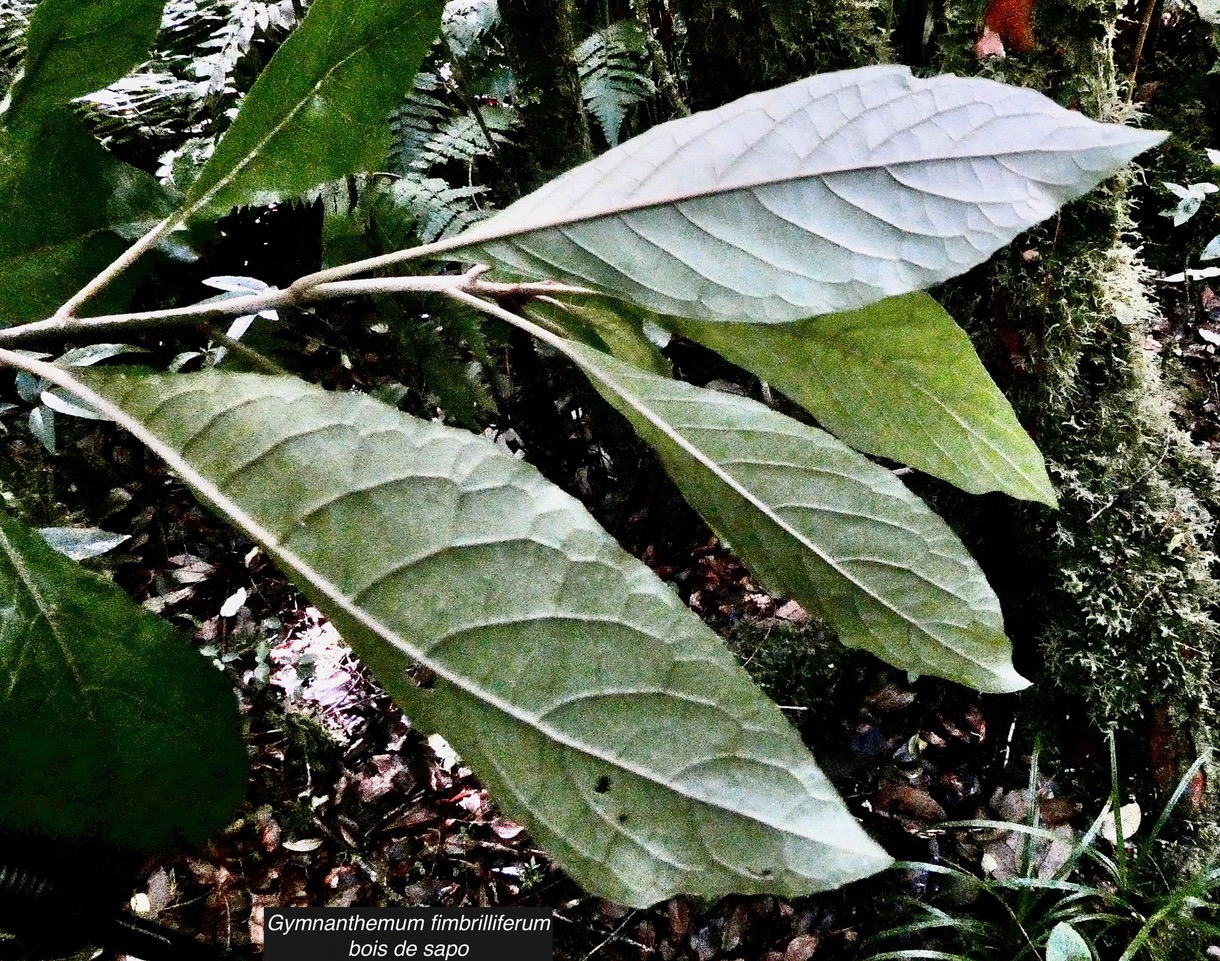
[982,0,1037,54]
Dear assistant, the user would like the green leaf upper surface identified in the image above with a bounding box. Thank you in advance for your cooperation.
[524,294,670,376]
[0,109,170,323]
[670,293,1057,505]
[81,369,892,906]
[446,65,1164,323]
[4,0,166,125]
[184,0,444,217]
[0,512,246,855]
[549,338,1026,693]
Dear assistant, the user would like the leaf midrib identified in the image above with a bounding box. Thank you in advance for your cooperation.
[459,152,1070,252]
[804,332,1047,492]
[0,526,100,723]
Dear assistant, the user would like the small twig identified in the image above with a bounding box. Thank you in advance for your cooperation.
[0,288,294,346]
[1126,0,1159,104]
[581,910,638,961]
[57,178,474,320]
[288,233,477,292]
[311,275,595,300]
[445,287,569,344]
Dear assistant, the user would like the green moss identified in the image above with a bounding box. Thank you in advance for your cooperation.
[723,616,878,715]
[939,208,1220,731]
[1032,235,1219,723]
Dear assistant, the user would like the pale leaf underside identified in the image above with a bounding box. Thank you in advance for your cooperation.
[449,65,1165,323]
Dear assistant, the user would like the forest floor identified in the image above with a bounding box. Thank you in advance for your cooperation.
[94,271,1220,961]
[48,436,1144,961]
[119,535,1020,961]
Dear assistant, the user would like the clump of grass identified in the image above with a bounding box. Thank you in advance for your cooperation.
[861,740,1220,961]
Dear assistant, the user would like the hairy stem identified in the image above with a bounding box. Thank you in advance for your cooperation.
[287,233,476,291]
[445,288,574,345]
[0,272,594,347]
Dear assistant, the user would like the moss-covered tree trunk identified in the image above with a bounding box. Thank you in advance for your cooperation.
[924,3,1220,793]
[497,0,593,190]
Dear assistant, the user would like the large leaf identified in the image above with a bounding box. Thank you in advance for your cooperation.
[0,109,170,324]
[3,0,166,125]
[0,511,246,855]
[444,65,1164,323]
[184,0,444,217]
[669,293,1057,505]
[76,369,892,906]
[535,334,1026,693]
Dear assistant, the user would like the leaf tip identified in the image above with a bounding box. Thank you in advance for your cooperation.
[1029,480,1059,510]
[982,665,1032,695]
[1132,127,1170,156]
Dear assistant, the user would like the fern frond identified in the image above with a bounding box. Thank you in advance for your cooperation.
[388,73,452,175]
[0,0,33,89]
[79,64,206,146]
[69,0,301,164]
[442,0,500,60]
[392,176,490,242]
[159,0,230,51]
[321,174,490,258]
[409,105,514,172]
[192,0,298,96]
[576,20,655,146]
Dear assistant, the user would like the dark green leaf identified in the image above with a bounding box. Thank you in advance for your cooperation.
[0,512,246,855]
[5,0,166,124]
[0,110,169,324]
[669,294,1057,505]
[185,0,445,217]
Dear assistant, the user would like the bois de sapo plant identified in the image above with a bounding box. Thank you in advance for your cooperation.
[0,0,1165,910]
